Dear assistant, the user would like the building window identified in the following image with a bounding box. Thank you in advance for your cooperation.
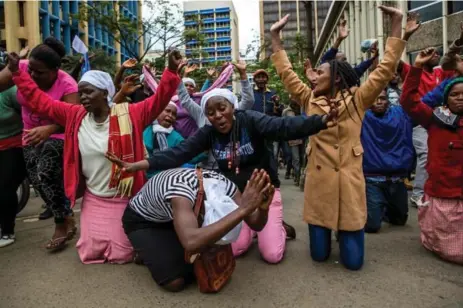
[19,1,25,27]
[449,1,463,14]
[408,1,442,22]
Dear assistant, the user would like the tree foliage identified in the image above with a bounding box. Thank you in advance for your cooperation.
[62,48,118,78]
[74,0,203,62]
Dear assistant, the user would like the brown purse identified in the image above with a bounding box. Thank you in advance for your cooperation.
[184,167,236,293]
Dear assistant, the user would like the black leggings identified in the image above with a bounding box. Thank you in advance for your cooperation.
[0,147,26,235]
[23,138,71,224]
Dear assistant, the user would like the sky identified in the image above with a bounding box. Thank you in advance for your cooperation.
[145,0,260,55]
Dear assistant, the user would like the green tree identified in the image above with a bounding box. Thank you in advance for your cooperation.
[74,0,203,62]
[62,48,118,78]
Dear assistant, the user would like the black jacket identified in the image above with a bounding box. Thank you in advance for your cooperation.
[148,110,327,192]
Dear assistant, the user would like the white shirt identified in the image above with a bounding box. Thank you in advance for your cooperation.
[78,113,117,197]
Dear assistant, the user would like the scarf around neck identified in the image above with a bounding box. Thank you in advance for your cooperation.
[432,106,461,129]
[108,103,135,197]
[152,122,173,152]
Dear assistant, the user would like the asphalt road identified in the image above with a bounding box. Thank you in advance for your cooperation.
[1,178,462,308]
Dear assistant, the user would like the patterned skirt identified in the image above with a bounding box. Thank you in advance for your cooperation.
[418,195,463,264]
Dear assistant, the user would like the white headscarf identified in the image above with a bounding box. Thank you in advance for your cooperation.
[182,77,196,88]
[79,70,115,106]
[200,88,238,115]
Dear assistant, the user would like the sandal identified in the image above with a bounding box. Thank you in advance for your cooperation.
[283,221,296,240]
[65,216,77,240]
[46,236,68,250]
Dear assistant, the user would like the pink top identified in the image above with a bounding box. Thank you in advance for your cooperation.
[17,60,78,142]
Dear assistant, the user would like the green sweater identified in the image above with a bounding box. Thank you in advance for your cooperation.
[0,86,23,140]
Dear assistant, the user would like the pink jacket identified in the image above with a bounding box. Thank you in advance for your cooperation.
[12,69,180,207]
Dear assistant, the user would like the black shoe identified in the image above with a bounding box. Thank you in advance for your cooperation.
[283,221,296,240]
[285,173,291,180]
[39,208,53,220]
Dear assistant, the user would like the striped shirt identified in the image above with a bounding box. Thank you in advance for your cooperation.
[129,168,237,223]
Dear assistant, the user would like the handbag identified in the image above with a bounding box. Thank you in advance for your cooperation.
[184,167,236,293]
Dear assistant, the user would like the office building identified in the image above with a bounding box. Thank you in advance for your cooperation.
[313,0,463,70]
[183,0,239,90]
[259,0,331,59]
[183,0,239,65]
[0,0,143,65]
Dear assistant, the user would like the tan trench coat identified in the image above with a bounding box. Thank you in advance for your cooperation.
[272,38,406,231]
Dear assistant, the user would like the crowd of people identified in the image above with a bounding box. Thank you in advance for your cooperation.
[0,4,462,293]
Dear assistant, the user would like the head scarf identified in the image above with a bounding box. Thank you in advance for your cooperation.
[443,77,463,106]
[200,88,238,115]
[182,77,196,88]
[79,70,115,106]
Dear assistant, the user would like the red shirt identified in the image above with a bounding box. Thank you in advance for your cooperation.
[400,62,454,98]
[12,69,180,207]
[400,66,463,199]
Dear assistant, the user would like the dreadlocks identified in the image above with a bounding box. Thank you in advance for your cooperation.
[328,59,362,121]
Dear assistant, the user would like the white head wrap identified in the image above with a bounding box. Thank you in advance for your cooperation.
[200,88,238,115]
[167,101,178,110]
[182,77,196,88]
[79,70,115,106]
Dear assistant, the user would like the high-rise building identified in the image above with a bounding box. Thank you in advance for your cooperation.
[313,1,463,70]
[183,0,239,65]
[183,0,239,91]
[259,0,331,59]
[0,0,143,65]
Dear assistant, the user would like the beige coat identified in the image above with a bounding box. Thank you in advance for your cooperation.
[271,38,406,231]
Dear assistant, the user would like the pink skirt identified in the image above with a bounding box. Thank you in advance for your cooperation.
[76,190,133,264]
[418,195,463,264]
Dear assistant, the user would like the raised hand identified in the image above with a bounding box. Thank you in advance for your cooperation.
[183,63,198,77]
[378,5,403,38]
[304,58,317,84]
[233,60,247,80]
[270,14,290,35]
[259,184,275,211]
[122,58,137,69]
[415,47,437,68]
[19,46,30,59]
[120,74,142,96]
[338,18,349,40]
[7,52,20,73]
[168,49,183,72]
[378,5,403,19]
[206,67,216,78]
[403,12,421,41]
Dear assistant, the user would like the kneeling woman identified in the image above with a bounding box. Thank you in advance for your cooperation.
[400,53,463,264]
[108,88,336,264]
[119,168,273,292]
[6,51,181,264]
[143,102,207,179]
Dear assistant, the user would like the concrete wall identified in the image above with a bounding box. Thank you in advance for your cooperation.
[447,12,463,45]
[407,19,443,53]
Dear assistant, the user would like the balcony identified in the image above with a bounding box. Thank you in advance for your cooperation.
[184,21,197,26]
[200,9,214,15]
[215,7,231,13]
[215,18,230,23]
[184,10,199,16]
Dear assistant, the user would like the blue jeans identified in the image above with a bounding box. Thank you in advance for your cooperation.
[308,224,364,271]
[365,180,409,233]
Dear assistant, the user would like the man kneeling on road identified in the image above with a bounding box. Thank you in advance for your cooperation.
[361,89,414,233]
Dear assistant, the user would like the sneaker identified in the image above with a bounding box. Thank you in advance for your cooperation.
[0,234,15,248]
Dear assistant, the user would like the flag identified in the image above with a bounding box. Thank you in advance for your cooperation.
[72,35,90,74]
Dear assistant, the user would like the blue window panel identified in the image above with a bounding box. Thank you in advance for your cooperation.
[215,7,230,13]
[201,29,216,34]
[216,37,231,42]
[217,47,231,52]
[215,18,230,23]
[200,9,214,14]
[202,47,215,52]
[215,27,231,32]
[184,21,197,26]
[186,40,198,45]
[203,19,215,24]
[184,10,199,16]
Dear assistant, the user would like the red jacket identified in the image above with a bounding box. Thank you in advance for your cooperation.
[400,66,463,199]
[12,69,180,207]
[400,62,454,98]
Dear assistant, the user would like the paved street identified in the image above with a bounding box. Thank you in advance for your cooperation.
[1,178,462,308]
